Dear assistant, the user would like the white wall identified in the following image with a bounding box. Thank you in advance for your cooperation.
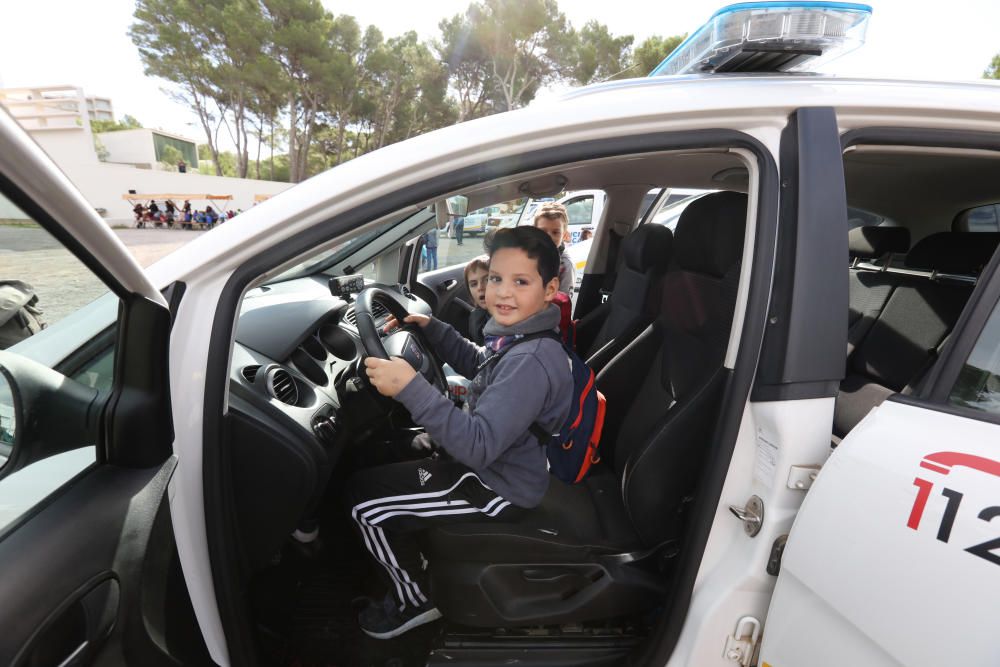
[26,126,290,225]
[98,129,156,167]
[71,162,291,224]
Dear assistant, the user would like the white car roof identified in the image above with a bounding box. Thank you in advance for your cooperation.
[144,74,1000,288]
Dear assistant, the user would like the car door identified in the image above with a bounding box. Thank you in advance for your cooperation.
[0,112,207,664]
[759,216,1000,665]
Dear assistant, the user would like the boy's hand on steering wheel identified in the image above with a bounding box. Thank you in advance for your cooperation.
[383,313,431,334]
[364,356,417,397]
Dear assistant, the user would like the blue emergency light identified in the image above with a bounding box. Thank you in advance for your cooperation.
[650,2,872,76]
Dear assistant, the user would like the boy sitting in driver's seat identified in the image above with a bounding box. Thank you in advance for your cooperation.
[351,227,572,639]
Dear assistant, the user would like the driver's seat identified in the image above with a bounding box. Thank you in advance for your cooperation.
[423,192,748,627]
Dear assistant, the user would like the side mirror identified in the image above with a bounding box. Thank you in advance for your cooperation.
[0,352,99,479]
[0,368,16,469]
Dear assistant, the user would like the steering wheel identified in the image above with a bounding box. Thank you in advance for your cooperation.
[354,287,448,395]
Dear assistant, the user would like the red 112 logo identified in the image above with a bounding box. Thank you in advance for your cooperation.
[907,451,1000,566]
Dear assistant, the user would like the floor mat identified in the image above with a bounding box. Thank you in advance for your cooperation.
[253,496,441,667]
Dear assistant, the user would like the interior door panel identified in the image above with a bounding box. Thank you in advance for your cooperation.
[417,264,474,338]
[0,458,199,665]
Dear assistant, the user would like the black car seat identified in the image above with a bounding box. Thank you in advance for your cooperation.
[846,226,910,355]
[576,223,673,371]
[423,192,748,627]
[834,231,1000,439]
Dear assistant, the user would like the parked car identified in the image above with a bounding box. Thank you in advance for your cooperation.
[458,204,517,236]
[2,3,1000,666]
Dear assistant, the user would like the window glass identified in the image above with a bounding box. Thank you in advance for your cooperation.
[564,197,594,226]
[949,303,1000,413]
[648,190,717,230]
[954,204,1000,233]
[72,345,116,393]
[0,190,113,514]
[847,206,888,230]
[417,197,525,276]
[1,195,111,346]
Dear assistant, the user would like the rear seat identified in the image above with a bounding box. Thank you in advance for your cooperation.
[846,226,910,355]
[834,230,1000,440]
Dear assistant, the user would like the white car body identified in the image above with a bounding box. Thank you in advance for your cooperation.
[4,73,1000,667]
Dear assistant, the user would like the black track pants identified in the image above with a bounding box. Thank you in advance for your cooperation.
[346,457,523,611]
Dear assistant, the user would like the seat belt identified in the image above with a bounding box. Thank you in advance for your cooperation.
[600,228,624,303]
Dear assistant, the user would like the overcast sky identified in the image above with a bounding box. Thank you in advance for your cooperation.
[2,0,998,148]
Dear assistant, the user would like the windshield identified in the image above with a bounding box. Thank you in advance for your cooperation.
[269,230,380,284]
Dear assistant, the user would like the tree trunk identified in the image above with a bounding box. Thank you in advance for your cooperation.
[269,112,275,181]
[288,91,299,183]
[254,116,263,180]
[336,113,347,166]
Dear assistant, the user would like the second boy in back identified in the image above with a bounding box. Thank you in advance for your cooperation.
[532,202,575,296]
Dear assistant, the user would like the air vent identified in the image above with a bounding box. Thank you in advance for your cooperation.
[344,302,388,327]
[241,365,261,383]
[267,368,299,405]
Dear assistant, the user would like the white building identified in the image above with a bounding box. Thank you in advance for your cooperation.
[0,85,290,224]
[97,128,199,171]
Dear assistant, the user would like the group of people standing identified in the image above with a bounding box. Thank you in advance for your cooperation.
[133,199,241,230]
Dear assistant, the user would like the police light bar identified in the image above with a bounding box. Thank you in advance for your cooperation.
[650,2,872,76]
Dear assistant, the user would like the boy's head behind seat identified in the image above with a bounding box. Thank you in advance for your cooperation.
[487,227,560,327]
[533,202,570,248]
[464,256,490,309]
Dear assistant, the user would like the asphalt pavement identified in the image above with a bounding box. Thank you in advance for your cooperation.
[1,224,204,324]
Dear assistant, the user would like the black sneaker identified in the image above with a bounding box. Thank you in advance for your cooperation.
[358,594,442,639]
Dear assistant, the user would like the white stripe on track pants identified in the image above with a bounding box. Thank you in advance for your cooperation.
[347,457,523,611]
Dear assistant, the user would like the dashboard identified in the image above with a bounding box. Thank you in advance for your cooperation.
[232,275,433,432]
[224,275,433,569]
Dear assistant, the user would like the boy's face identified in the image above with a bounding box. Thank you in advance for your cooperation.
[466,266,488,308]
[486,247,558,327]
[534,217,568,248]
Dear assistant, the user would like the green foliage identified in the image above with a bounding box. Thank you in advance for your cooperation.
[131,0,689,182]
[572,21,634,85]
[465,0,572,110]
[90,115,143,134]
[633,34,686,76]
[984,53,1000,80]
[93,135,110,162]
[159,144,184,171]
[197,151,239,177]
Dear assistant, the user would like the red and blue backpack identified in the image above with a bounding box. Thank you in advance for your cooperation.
[489,328,606,484]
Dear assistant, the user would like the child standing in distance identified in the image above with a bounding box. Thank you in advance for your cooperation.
[533,203,575,295]
[464,255,489,344]
[353,227,573,639]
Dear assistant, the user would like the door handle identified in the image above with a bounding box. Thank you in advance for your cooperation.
[55,640,89,667]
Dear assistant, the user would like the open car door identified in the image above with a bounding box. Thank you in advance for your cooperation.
[760,246,1000,666]
[0,111,206,663]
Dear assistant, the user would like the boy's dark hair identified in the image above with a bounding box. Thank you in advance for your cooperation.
[487,227,560,285]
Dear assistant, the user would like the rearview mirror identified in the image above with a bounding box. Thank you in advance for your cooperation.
[446,195,468,217]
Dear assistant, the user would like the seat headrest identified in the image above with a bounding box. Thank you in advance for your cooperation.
[905,232,1000,274]
[848,226,910,259]
[673,192,748,277]
[622,223,673,273]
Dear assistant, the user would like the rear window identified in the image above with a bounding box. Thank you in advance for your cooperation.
[847,206,889,230]
[954,204,1000,233]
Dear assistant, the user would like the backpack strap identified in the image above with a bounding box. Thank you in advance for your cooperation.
[480,330,564,444]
